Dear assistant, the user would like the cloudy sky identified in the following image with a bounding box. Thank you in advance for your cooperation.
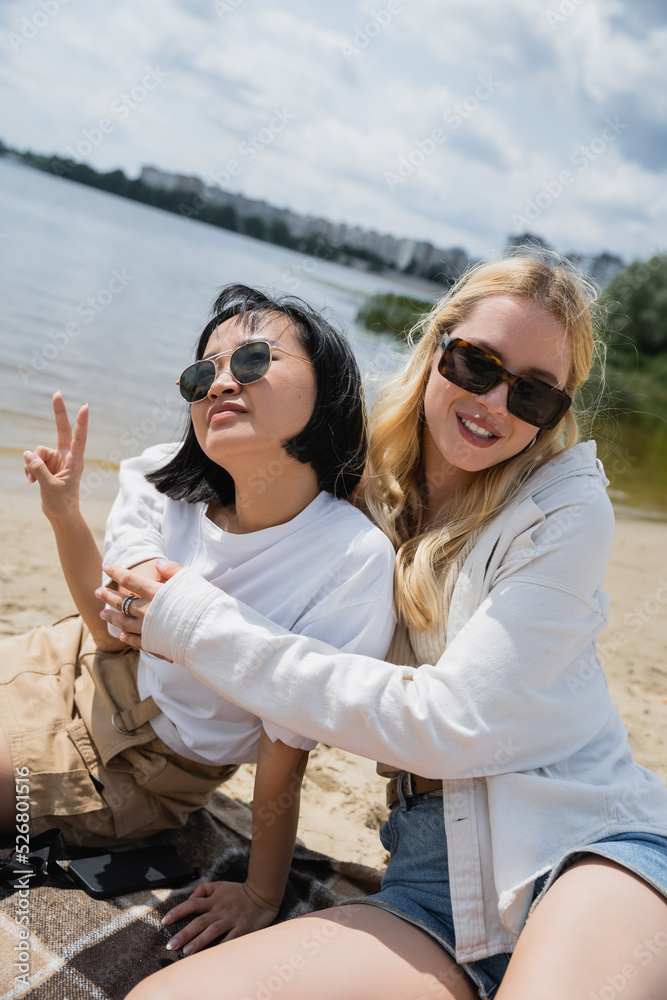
[1,0,665,261]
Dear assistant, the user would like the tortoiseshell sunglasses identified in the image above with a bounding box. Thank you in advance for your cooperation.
[438,336,572,430]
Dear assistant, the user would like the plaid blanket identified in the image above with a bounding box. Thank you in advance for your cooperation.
[0,792,382,1000]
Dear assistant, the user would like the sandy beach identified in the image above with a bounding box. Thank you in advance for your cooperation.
[0,453,665,870]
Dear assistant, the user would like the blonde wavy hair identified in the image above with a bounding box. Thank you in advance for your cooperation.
[360,252,604,632]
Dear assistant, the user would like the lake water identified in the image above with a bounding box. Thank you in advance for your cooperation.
[1,158,664,518]
[0,159,408,476]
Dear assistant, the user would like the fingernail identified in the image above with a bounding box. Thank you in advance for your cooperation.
[162,914,172,925]
[183,944,193,956]
[94,589,102,598]
[102,564,111,572]
[99,610,107,619]
[166,938,179,951]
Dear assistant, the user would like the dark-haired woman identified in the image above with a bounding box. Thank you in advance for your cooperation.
[0,285,395,947]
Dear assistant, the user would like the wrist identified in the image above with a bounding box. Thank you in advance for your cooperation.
[44,500,81,525]
[243,881,281,913]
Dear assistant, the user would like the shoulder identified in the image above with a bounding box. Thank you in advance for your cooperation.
[293,498,396,645]
[119,442,180,477]
[318,494,396,560]
[489,442,615,596]
[520,442,615,544]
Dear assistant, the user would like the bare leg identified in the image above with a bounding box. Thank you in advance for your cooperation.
[497,857,667,1000]
[0,724,17,833]
[125,904,477,1000]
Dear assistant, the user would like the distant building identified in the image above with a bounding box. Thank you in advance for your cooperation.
[140,165,203,195]
[138,167,624,287]
[432,247,468,281]
[508,234,624,289]
[569,252,625,289]
[139,165,169,188]
[507,232,553,254]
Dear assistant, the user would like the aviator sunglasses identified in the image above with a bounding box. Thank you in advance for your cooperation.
[437,336,572,430]
[177,340,313,403]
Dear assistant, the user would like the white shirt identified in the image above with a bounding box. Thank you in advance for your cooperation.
[104,443,396,764]
[137,441,667,961]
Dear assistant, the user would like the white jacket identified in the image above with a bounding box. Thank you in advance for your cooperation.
[125,441,667,962]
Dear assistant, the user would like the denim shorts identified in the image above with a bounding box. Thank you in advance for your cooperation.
[347,781,667,1000]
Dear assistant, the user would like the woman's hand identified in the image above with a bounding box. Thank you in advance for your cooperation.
[162,880,280,955]
[24,392,88,522]
[96,560,183,647]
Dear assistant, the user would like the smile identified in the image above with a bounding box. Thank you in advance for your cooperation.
[459,416,496,440]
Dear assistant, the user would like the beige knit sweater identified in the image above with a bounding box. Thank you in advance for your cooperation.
[377,534,477,777]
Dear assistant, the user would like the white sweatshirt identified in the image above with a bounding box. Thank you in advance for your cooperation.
[116,441,667,961]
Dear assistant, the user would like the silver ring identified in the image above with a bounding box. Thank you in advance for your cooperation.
[121,595,138,617]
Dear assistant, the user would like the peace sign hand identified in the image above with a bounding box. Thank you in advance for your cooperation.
[24,391,89,523]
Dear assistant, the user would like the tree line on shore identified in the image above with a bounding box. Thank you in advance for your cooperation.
[4,138,664,423]
[1,141,404,276]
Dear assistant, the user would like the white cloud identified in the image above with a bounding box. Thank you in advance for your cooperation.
[0,0,664,259]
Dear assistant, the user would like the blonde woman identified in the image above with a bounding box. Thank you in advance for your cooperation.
[102,256,667,1000]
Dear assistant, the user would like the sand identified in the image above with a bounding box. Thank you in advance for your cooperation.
[0,453,665,869]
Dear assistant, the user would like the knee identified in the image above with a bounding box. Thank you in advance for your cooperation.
[125,951,200,1000]
[125,962,197,1000]
[125,978,168,1000]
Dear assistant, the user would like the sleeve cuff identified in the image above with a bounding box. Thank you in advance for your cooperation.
[263,721,317,752]
[142,567,227,662]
